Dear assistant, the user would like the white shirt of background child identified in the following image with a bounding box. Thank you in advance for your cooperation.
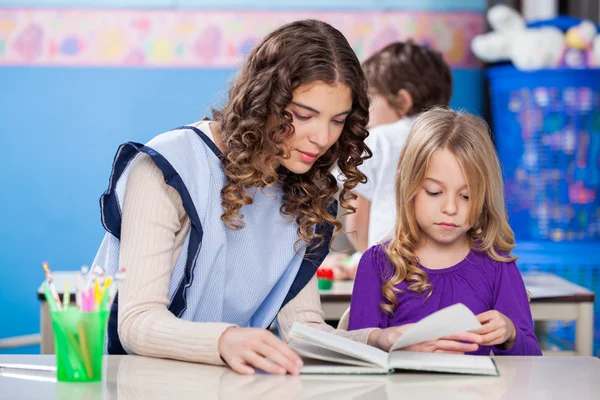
[354,117,416,248]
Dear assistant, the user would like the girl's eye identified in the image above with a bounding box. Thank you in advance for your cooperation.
[425,190,440,196]
[461,194,470,200]
[293,112,311,121]
[332,119,346,125]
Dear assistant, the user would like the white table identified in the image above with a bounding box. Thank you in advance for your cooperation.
[1,355,600,400]
[320,273,595,356]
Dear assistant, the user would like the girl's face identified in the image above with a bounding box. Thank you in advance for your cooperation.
[278,81,352,174]
[413,148,473,249]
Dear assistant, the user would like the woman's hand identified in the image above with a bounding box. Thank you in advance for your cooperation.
[218,327,303,376]
[368,325,481,353]
[473,310,517,349]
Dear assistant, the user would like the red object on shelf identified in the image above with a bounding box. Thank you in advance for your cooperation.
[316,267,334,280]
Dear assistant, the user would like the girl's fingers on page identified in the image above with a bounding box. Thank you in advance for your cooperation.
[476,310,498,324]
[245,351,287,375]
[262,332,303,371]
[404,341,444,352]
[255,341,299,375]
[472,317,501,335]
[434,340,479,353]
[442,332,483,344]
[417,341,438,352]
[433,350,463,354]
[402,341,436,352]
[480,330,504,346]
[472,325,493,335]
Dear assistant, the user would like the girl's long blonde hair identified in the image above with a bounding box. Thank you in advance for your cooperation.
[382,107,516,313]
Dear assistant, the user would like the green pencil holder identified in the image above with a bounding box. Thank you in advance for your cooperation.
[318,278,333,290]
[50,308,109,382]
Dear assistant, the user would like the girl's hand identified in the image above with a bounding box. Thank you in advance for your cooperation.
[218,327,303,376]
[368,325,481,353]
[367,325,412,351]
[404,337,480,354]
[473,310,517,349]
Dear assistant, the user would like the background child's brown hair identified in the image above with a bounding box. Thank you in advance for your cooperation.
[362,41,453,117]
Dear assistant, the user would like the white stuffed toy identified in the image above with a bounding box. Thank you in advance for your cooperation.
[562,20,598,68]
[472,4,565,70]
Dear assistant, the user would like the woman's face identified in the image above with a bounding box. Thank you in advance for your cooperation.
[277,80,352,174]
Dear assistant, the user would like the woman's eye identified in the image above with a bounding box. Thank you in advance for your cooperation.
[293,112,311,121]
[332,119,346,125]
[425,190,440,196]
[461,194,470,200]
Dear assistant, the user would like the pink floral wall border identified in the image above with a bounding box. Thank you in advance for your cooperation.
[0,9,485,68]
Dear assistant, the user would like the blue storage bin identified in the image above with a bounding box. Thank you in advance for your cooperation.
[488,66,600,241]
[487,16,600,241]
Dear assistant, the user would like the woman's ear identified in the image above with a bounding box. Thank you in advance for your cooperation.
[394,89,413,118]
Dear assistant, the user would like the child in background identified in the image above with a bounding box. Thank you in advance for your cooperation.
[349,108,542,356]
[344,41,453,253]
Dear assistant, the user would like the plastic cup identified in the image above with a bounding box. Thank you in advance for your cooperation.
[55,382,103,400]
[318,278,333,290]
[50,308,109,382]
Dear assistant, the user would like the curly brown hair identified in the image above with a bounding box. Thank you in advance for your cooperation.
[211,19,371,250]
[362,41,452,117]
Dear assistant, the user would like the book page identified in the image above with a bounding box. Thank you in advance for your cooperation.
[289,323,389,368]
[300,358,390,375]
[388,351,498,376]
[290,338,376,367]
[389,303,482,352]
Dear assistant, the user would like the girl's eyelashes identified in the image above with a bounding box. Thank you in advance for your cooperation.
[425,189,470,200]
[293,111,346,125]
[293,112,311,121]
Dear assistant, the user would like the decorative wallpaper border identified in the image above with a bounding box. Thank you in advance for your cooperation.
[0,9,485,68]
[0,1,487,12]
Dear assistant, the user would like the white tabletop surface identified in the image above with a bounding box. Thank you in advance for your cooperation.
[1,355,599,400]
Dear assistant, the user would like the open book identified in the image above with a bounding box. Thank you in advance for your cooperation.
[289,303,499,376]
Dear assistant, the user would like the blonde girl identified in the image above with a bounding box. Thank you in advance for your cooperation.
[349,107,542,356]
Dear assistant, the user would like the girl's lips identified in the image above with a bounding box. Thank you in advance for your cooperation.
[297,150,318,163]
[437,222,458,230]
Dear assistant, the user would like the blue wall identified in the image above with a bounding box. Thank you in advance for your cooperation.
[0,67,235,349]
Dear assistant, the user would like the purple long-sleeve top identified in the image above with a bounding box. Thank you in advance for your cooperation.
[348,244,542,356]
